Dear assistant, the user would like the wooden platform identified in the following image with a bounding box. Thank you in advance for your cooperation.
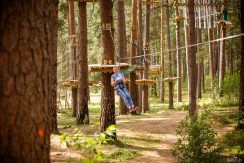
[58,80,100,88]
[88,63,129,73]
[134,65,161,75]
[162,77,180,82]
[136,79,156,86]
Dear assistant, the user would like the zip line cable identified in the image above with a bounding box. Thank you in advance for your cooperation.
[120,33,244,60]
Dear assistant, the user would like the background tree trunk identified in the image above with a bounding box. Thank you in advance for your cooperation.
[175,0,182,102]
[206,0,215,90]
[218,24,226,96]
[187,0,197,118]
[237,0,244,130]
[130,0,138,109]
[49,0,59,134]
[137,0,143,113]
[0,0,55,161]
[166,0,173,109]
[68,0,78,117]
[76,1,89,124]
[117,0,128,115]
[142,0,150,113]
[99,0,116,137]
[160,0,165,103]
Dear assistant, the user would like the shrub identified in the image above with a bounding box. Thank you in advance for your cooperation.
[59,125,116,162]
[171,110,223,163]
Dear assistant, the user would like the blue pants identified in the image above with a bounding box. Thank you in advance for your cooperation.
[117,87,134,109]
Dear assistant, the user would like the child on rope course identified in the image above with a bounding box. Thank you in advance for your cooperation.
[111,66,136,113]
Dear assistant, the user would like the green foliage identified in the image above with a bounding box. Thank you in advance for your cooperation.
[60,129,104,162]
[221,130,244,154]
[222,71,240,105]
[171,110,223,163]
[59,125,116,162]
[107,149,138,160]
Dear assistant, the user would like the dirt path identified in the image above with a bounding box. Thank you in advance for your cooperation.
[51,111,185,162]
[116,111,186,163]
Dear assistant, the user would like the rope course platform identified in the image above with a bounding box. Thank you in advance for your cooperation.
[134,65,161,75]
[88,63,129,73]
[136,79,156,86]
[162,77,180,82]
[58,80,100,88]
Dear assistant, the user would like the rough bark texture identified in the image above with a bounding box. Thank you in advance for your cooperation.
[197,25,203,99]
[76,2,89,124]
[160,0,165,103]
[137,0,143,112]
[142,0,150,113]
[117,0,128,114]
[68,0,78,117]
[175,0,182,102]
[237,0,244,129]
[218,24,226,96]
[0,0,54,161]
[166,0,173,109]
[130,0,138,108]
[99,0,116,136]
[206,0,215,90]
[187,0,197,118]
[49,0,59,134]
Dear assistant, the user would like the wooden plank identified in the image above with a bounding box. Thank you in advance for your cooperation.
[162,77,180,82]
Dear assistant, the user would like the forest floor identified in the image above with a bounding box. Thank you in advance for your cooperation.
[51,94,239,163]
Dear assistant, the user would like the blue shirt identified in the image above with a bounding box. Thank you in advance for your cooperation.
[111,73,124,90]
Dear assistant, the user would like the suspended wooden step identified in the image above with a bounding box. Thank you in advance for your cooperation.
[141,0,159,5]
[133,65,161,74]
[88,63,129,73]
[136,79,156,86]
[162,77,180,82]
[149,65,161,75]
[58,80,100,88]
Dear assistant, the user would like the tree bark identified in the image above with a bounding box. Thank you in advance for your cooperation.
[175,0,182,102]
[237,0,244,129]
[0,0,55,161]
[187,0,197,119]
[76,1,89,124]
[206,0,215,90]
[130,0,138,108]
[49,0,59,134]
[68,0,78,117]
[99,0,116,137]
[166,0,173,109]
[142,0,150,113]
[137,0,143,112]
[218,24,226,96]
[117,0,127,114]
[160,0,165,103]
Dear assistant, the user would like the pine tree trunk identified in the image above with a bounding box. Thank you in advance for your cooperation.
[137,0,143,112]
[76,1,89,124]
[160,0,165,103]
[49,0,59,134]
[175,0,182,102]
[99,0,116,137]
[197,24,203,99]
[206,0,215,90]
[219,24,226,96]
[166,0,173,109]
[68,0,78,117]
[237,0,244,130]
[142,0,150,113]
[117,0,127,114]
[187,0,197,119]
[0,0,54,161]
[130,0,138,108]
